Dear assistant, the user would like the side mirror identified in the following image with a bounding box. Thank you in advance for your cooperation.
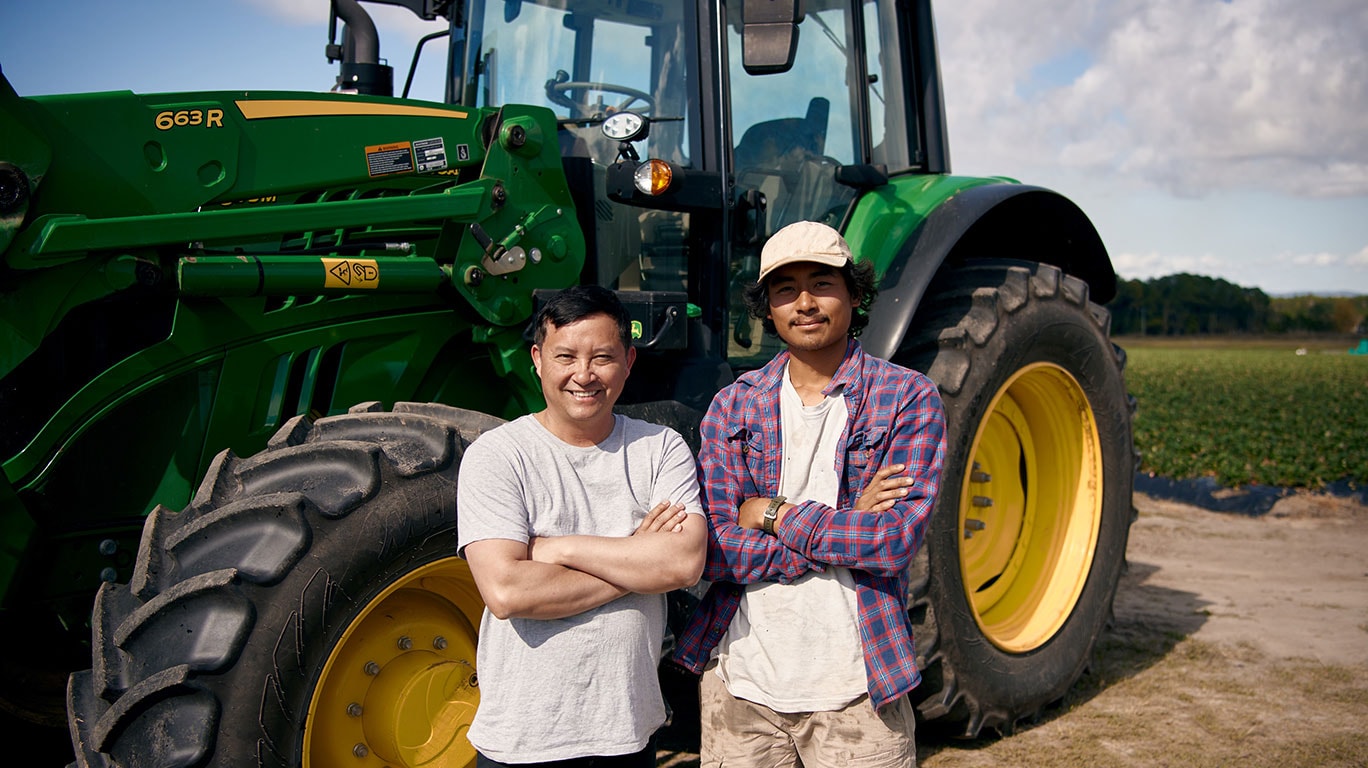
[742,0,804,75]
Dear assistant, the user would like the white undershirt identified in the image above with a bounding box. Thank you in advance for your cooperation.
[715,364,866,712]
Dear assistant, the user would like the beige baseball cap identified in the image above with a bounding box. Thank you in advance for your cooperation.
[757,221,852,282]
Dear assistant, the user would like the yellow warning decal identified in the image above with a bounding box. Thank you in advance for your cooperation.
[365,141,414,177]
[235,100,468,120]
[323,258,380,290]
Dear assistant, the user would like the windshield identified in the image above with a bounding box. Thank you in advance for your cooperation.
[459,0,693,168]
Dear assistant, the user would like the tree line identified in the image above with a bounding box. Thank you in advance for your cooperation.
[1106,274,1368,336]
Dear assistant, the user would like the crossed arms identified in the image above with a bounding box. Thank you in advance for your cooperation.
[465,502,707,620]
[699,381,945,584]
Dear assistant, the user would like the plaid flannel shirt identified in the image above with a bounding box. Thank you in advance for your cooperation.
[673,339,946,709]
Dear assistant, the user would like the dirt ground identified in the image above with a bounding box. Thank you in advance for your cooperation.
[658,490,1368,768]
[23,491,1368,766]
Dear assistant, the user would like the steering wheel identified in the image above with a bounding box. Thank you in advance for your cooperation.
[546,79,655,117]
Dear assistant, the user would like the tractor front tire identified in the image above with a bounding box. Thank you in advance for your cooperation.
[66,402,502,768]
[899,260,1135,737]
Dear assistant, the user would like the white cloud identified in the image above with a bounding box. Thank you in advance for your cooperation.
[1111,250,1232,281]
[1276,246,1368,269]
[937,0,1368,198]
[1111,245,1368,292]
[1284,251,1342,268]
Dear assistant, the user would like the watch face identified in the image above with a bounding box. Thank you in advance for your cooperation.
[602,111,645,141]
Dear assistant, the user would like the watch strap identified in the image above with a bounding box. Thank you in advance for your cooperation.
[761,495,786,535]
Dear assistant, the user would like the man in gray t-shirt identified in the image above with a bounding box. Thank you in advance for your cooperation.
[457,285,706,767]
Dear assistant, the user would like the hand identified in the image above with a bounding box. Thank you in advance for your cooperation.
[636,500,688,534]
[855,464,913,512]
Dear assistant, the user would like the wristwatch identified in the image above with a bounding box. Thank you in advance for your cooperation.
[761,495,786,535]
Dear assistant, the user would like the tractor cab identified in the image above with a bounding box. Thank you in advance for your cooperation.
[339,0,935,372]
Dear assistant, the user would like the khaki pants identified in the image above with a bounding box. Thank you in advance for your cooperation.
[698,667,916,768]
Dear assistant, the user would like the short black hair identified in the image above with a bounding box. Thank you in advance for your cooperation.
[742,259,879,338]
[532,285,633,349]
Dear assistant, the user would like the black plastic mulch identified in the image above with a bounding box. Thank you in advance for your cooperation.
[1133,473,1368,516]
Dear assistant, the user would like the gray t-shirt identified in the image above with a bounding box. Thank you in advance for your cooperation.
[456,413,703,762]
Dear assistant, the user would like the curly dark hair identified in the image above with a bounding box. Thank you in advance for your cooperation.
[742,259,879,338]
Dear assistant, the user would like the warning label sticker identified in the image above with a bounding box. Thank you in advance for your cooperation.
[323,258,380,289]
[365,142,414,177]
[414,137,448,173]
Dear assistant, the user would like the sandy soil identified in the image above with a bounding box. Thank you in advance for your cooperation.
[1117,491,1368,668]
[26,491,1368,766]
[912,490,1368,768]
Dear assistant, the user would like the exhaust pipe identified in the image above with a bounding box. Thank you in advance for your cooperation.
[330,0,394,96]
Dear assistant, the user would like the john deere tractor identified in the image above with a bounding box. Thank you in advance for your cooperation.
[0,1,1135,765]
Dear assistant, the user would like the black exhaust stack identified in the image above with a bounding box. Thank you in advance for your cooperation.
[328,0,394,96]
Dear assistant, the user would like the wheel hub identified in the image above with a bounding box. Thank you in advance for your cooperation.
[959,362,1103,653]
[305,559,483,768]
[364,649,478,763]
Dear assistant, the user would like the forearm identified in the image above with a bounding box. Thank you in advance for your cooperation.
[465,539,627,620]
[734,493,927,577]
[488,561,626,620]
[777,493,933,575]
[533,521,706,593]
[701,519,815,584]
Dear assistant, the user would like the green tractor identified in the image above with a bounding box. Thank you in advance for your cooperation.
[0,0,1135,764]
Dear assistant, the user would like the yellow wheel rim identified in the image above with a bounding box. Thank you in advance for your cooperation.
[304,558,484,768]
[959,363,1102,653]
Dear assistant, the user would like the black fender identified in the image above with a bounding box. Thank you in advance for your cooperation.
[861,184,1115,360]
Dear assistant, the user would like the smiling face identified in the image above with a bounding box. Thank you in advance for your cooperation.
[531,312,636,445]
[766,261,857,357]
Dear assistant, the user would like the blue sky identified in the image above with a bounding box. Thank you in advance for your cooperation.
[2,0,1364,296]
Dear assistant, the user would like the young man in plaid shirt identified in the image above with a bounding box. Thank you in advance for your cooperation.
[674,221,946,767]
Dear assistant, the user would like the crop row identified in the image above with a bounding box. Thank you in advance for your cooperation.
[1122,345,1368,489]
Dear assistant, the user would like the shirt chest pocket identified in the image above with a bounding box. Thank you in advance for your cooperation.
[846,427,887,470]
[728,427,768,494]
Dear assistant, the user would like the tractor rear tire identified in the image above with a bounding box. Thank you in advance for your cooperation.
[897,260,1135,737]
[66,402,503,768]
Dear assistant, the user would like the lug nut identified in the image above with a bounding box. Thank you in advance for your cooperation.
[433,636,448,651]
[364,661,380,676]
[353,743,369,758]
[347,702,363,718]
[397,636,413,651]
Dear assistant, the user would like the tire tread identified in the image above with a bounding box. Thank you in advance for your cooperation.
[896,259,1133,738]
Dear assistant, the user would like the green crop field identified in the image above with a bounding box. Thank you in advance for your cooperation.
[1119,338,1368,489]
